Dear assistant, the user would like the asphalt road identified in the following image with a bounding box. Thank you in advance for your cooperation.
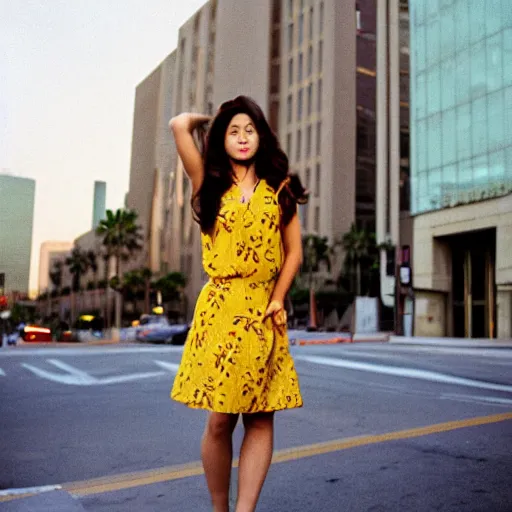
[1,342,511,511]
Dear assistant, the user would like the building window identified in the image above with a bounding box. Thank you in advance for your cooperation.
[296,129,302,161]
[307,45,313,76]
[317,78,322,111]
[286,132,292,157]
[287,94,293,124]
[318,40,323,72]
[288,23,294,51]
[307,83,313,115]
[314,206,320,232]
[299,12,304,45]
[288,58,293,86]
[315,164,321,197]
[306,124,312,157]
[298,52,303,81]
[305,167,311,189]
[288,0,293,18]
[309,7,314,39]
[316,122,321,155]
[298,88,303,120]
[319,1,324,33]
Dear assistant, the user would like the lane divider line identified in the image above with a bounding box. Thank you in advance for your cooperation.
[2,412,509,502]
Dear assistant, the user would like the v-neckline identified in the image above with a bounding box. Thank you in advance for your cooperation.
[233,179,261,205]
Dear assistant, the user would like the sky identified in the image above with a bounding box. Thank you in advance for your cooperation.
[0,0,207,295]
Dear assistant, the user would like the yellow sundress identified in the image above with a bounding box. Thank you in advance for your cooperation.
[171,178,303,413]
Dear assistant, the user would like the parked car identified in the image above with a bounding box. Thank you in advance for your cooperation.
[136,315,189,345]
[21,325,52,342]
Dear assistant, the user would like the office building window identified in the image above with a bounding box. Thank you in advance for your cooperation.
[288,0,293,18]
[307,83,313,115]
[286,132,292,157]
[316,121,322,155]
[296,129,302,161]
[318,40,323,72]
[305,167,311,189]
[309,7,314,39]
[317,78,322,111]
[298,88,303,120]
[308,45,313,76]
[287,94,293,124]
[320,1,324,33]
[315,163,321,197]
[298,52,303,81]
[306,125,312,157]
[288,58,293,86]
[288,23,294,51]
[299,12,304,45]
[314,206,320,232]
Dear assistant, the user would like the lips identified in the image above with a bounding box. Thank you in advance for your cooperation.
[239,148,250,153]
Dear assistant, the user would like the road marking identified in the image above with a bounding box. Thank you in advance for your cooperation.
[21,359,165,386]
[441,393,512,407]
[0,346,185,357]
[0,485,62,499]
[297,355,512,393]
[0,411,498,500]
[0,368,5,376]
[154,360,180,372]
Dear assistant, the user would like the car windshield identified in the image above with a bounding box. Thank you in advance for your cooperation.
[139,315,168,326]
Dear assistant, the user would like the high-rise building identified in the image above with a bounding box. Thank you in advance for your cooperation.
[0,174,36,295]
[409,0,512,338]
[92,181,106,230]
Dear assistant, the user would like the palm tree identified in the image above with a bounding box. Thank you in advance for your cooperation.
[96,209,143,328]
[65,246,88,323]
[302,235,331,330]
[86,250,99,311]
[48,260,63,317]
[339,224,375,296]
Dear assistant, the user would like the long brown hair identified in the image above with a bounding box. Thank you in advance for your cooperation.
[192,95,308,234]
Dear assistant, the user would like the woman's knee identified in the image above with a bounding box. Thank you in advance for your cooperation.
[242,412,274,431]
[205,412,238,438]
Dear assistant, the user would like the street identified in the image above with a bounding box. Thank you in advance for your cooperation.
[1,342,511,511]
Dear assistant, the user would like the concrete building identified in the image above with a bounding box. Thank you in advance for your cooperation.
[92,181,106,230]
[0,174,36,295]
[125,50,176,274]
[38,241,73,294]
[409,0,512,338]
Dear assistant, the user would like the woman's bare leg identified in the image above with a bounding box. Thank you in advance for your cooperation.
[201,412,239,512]
[235,412,275,512]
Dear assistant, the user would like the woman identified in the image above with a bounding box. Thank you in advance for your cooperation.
[169,95,307,512]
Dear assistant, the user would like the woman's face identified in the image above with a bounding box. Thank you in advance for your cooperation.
[224,113,259,162]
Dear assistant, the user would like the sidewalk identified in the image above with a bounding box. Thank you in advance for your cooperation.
[0,490,86,511]
[389,335,512,348]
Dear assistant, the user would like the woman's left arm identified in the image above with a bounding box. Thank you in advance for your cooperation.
[269,211,303,307]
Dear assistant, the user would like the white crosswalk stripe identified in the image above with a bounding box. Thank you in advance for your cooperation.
[297,355,512,394]
[0,368,5,376]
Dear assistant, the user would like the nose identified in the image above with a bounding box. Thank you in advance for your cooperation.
[238,132,248,143]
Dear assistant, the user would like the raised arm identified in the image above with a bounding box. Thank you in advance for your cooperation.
[169,113,212,194]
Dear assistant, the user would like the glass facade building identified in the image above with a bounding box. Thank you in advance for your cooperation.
[409,0,512,214]
[0,175,36,294]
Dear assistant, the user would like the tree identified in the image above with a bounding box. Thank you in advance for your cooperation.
[85,250,99,311]
[65,246,88,323]
[339,224,376,296]
[153,272,187,303]
[96,209,144,328]
[302,235,331,329]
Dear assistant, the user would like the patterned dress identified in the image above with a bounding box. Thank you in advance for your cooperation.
[171,178,303,413]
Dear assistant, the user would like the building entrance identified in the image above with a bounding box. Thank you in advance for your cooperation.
[451,229,496,338]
